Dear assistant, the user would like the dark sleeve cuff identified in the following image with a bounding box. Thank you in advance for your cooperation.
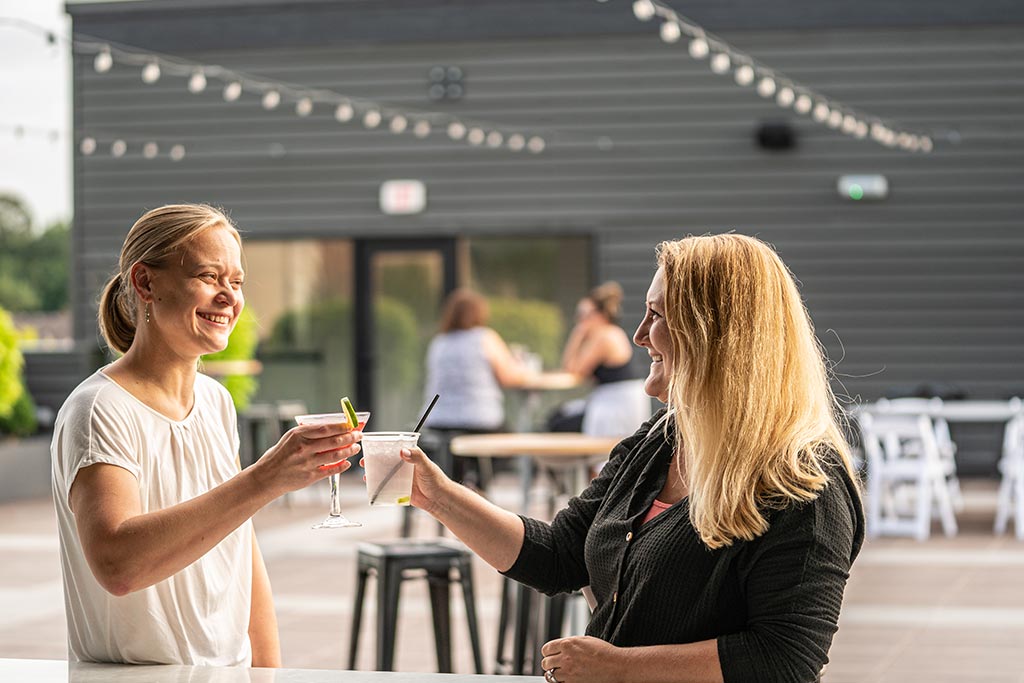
[501,515,576,596]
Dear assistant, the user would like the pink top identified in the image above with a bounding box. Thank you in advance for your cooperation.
[642,498,674,525]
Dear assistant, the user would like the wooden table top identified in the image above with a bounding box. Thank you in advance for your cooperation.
[449,432,621,458]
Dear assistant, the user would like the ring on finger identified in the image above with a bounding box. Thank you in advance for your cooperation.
[544,668,559,683]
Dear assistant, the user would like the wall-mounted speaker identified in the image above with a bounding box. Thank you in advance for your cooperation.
[755,121,796,151]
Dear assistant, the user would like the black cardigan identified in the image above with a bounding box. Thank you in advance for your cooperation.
[503,409,864,683]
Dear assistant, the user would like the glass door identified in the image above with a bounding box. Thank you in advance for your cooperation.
[354,239,456,429]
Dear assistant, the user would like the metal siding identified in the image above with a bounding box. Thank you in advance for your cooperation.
[70,18,1024,473]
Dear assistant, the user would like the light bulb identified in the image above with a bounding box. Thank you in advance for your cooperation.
[188,71,207,94]
[169,144,186,161]
[223,82,242,101]
[111,140,127,158]
[295,97,313,117]
[794,95,812,114]
[141,61,161,84]
[813,103,830,123]
[734,64,754,86]
[80,137,97,155]
[710,53,730,74]
[507,134,526,151]
[827,110,843,128]
[262,90,281,110]
[467,128,485,145]
[660,21,681,44]
[389,115,408,134]
[632,0,656,21]
[486,131,503,148]
[447,121,466,140]
[143,142,159,159]
[870,123,886,141]
[93,49,113,74]
[363,110,381,128]
[756,77,776,98]
[842,115,858,134]
[335,103,354,122]
[413,120,431,138]
[527,136,546,154]
[775,87,794,107]
[854,121,868,138]
[688,37,709,59]
[919,136,933,152]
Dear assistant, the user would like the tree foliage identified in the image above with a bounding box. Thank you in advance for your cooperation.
[0,194,69,312]
[0,306,26,419]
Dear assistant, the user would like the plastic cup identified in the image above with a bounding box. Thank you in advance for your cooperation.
[362,431,420,506]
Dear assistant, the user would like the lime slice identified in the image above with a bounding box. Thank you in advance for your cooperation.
[340,396,360,429]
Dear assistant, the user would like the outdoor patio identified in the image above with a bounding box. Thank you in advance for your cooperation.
[1,466,1023,682]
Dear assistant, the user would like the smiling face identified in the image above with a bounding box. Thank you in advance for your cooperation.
[633,267,675,403]
[141,225,245,360]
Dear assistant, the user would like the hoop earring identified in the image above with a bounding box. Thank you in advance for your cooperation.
[145,303,151,324]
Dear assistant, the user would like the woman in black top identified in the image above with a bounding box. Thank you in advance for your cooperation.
[394,234,863,683]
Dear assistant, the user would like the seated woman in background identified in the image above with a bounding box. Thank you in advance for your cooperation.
[399,234,864,683]
[51,204,362,666]
[422,288,528,487]
[552,281,650,437]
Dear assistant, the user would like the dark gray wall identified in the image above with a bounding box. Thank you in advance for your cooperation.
[66,1,1024,473]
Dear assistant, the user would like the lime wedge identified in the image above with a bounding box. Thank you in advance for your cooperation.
[340,396,359,429]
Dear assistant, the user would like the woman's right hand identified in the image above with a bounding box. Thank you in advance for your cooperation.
[253,423,362,497]
[398,446,454,516]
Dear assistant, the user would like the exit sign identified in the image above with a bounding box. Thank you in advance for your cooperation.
[379,180,427,215]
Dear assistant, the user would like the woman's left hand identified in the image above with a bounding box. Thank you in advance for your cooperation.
[540,636,624,683]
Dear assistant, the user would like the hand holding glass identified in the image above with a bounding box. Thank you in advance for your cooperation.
[295,411,369,529]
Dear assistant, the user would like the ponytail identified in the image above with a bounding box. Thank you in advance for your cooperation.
[98,272,136,354]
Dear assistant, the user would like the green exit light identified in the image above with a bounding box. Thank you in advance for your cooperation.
[848,183,864,200]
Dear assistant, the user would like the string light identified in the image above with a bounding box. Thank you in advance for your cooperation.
[169,144,186,161]
[93,48,112,73]
[111,140,127,157]
[621,0,933,152]
[467,127,485,145]
[447,122,467,140]
[412,120,431,138]
[486,131,504,148]
[389,115,408,133]
[223,81,242,102]
[142,142,159,158]
[261,90,281,110]
[141,61,161,84]
[80,137,96,155]
[334,103,354,122]
[527,136,546,154]
[187,70,207,93]
[507,133,526,151]
[295,97,313,117]
[362,109,381,128]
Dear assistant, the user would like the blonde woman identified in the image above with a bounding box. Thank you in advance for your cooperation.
[397,234,863,683]
[51,205,361,666]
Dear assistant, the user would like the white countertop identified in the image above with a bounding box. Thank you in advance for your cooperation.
[0,659,536,682]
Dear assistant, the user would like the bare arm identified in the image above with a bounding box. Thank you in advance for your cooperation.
[249,533,281,667]
[70,423,360,596]
[400,446,525,571]
[481,327,530,388]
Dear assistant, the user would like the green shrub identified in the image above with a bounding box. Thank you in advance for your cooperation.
[0,388,37,437]
[0,306,26,418]
[488,297,566,369]
[203,306,260,410]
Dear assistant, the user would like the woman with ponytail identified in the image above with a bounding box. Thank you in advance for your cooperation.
[51,205,362,666]
[397,234,863,683]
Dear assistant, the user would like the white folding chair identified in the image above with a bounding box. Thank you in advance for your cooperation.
[994,410,1024,540]
[860,411,959,540]
[874,397,963,510]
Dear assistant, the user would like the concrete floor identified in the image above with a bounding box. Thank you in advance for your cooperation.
[2,474,1024,682]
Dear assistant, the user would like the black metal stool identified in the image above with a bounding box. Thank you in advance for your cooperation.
[349,539,484,673]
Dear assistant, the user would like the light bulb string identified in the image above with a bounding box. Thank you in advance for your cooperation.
[637,0,937,148]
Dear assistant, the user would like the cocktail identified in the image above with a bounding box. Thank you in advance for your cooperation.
[363,432,421,506]
[295,408,369,529]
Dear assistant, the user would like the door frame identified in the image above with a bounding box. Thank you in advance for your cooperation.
[353,238,457,415]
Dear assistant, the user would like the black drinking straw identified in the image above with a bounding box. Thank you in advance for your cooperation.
[369,394,439,504]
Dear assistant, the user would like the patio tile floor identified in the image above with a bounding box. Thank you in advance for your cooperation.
[2,476,1023,681]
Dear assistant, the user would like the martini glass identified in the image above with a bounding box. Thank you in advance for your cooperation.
[295,411,370,529]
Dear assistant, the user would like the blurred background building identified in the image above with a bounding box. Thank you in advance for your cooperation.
[15,0,1023,475]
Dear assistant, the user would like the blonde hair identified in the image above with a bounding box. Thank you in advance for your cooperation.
[98,204,239,354]
[657,234,858,549]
